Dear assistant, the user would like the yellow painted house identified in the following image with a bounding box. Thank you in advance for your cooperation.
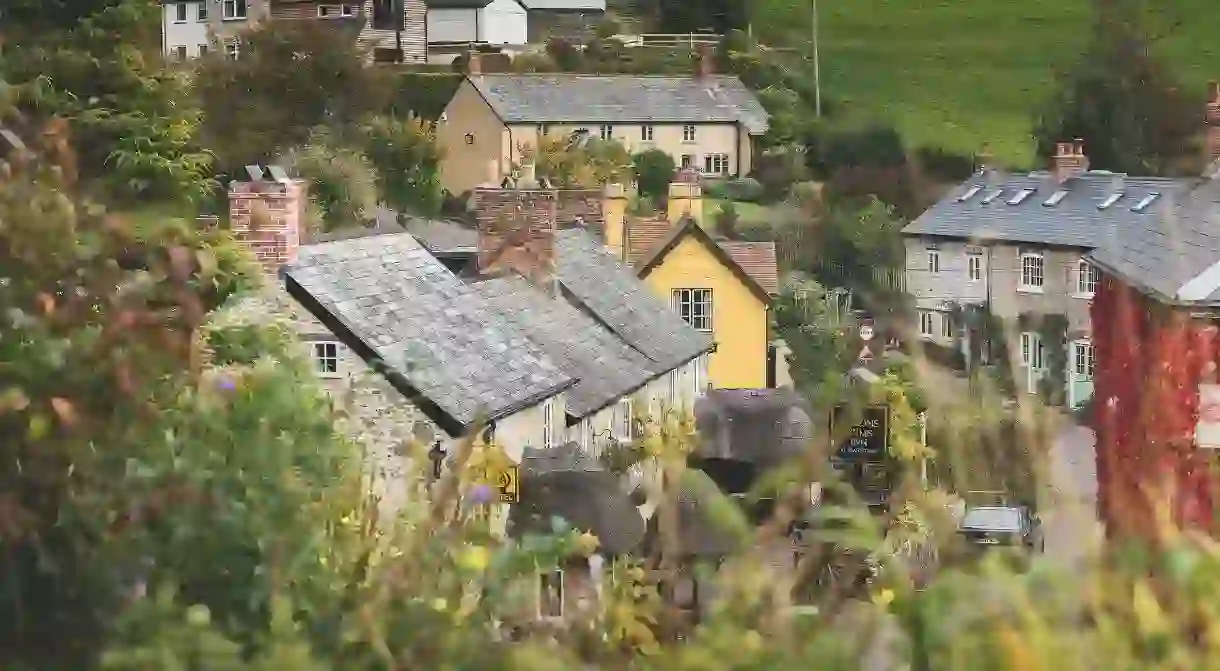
[602,171,779,389]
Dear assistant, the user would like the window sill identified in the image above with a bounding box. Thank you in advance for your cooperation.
[222,16,248,22]
[317,372,342,380]
[1072,292,1095,300]
[1016,286,1044,295]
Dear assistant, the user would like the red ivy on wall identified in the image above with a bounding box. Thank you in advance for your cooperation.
[1091,274,1220,539]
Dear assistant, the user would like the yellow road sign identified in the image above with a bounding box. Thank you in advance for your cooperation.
[491,465,519,503]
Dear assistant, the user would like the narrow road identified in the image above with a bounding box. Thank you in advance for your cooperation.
[1041,423,1101,566]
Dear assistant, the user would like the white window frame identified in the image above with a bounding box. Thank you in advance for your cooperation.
[918,311,934,337]
[926,248,940,274]
[693,355,708,397]
[599,124,614,141]
[703,153,729,175]
[1076,259,1099,297]
[579,419,594,451]
[174,2,188,22]
[967,253,982,282]
[1073,340,1095,380]
[680,154,694,169]
[225,40,240,59]
[318,4,358,18]
[174,45,188,60]
[668,368,678,403]
[542,398,556,448]
[1020,332,1044,369]
[222,0,248,20]
[198,44,208,56]
[312,341,341,378]
[198,2,208,20]
[682,125,697,142]
[641,125,654,141]
[538,569,564,619]
[673,288,713,332]
[940,313,954,339]
[1018,252,1045,293]
[616,398,633,440]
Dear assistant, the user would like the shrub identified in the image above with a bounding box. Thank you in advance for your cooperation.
[282,130,379,233]
[385,73,463,120]
[723,177,764,203]
[914,146,978,182]
[546,37,584,71]
[511,51,558,72]
[752,147,810,202]
[823,165,919,219]
[714,201,741,239]
[632,149,676,200]
[361,115,444,217]
[594,17,620,39]
[811,123,908,178]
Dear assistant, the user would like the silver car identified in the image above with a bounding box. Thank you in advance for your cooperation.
[958,505,1044,553]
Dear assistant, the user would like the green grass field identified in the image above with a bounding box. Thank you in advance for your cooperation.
[751,0,1220,166]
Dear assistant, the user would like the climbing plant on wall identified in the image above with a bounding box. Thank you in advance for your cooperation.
[1018,312,1069,407]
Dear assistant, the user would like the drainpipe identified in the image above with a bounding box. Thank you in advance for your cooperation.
[395,0,403,62]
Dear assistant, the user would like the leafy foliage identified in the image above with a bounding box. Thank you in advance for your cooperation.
[1033,1,1201,175]
[633,149,677,200]
[361,115,444,217]
[0,0,215,205]
[532,135,633,188]
[282,130,379,233]
[193,20,388,174]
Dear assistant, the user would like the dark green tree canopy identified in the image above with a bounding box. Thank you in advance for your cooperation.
[1033,2,1202,175]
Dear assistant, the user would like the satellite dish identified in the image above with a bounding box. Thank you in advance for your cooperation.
[412,421,435,445]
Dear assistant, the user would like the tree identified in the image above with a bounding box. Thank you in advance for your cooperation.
[361,115,444,216]
[714,202,741,239]
[1033,0,1199,175]
[282,129,379,233]
[532,135,632,188]
[633,149,676,200]
[1,0,215,205]
[194,20,388,175]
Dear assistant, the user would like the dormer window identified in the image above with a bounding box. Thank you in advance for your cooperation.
[1098,192,1123,209]
[1132,193,1160,212]
[957,185,982,202]
[1007,188,1034,205]
[1043,190,1068,206]
[981,189,1003,204]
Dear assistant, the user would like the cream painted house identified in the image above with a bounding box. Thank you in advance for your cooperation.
[437,67,769,195]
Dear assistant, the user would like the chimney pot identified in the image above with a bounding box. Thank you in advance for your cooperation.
[1206,80,1220,171]
[1053,139,1089,181]
[465,51,481,75]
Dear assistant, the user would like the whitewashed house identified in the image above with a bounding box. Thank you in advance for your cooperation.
[426,0,528,45]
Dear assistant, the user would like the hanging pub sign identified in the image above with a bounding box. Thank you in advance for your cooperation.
[831,405,890,462]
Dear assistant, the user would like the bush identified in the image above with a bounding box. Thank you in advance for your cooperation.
[633,149,676,200]
[723,177,764,203]
[546,37,584,71]
[385,72,463,120]
[809,123,907,178]
[823,165,919,219]
[511,51,558,72]
[752,147,810,202]
[714,201,741,239]
[914,145,978,182]
[594,17,620,39]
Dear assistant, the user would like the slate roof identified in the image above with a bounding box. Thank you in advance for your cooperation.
[1085,180,1220,306]
[902,169,1185,249]
[283,233,575,433]
[555,228,715,371]
[469,74,769,134]
[402,216,479,254]
[694,389,815,468]
[515,0,606,10]
[473,275,657,418]
[425,0,492,7]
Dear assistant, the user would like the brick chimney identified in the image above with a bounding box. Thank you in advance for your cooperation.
[1206,80,1220,169]
[1053,139,1089,182]
[228,165,307,274]
[473,168,559,292]
[667,167,705,228]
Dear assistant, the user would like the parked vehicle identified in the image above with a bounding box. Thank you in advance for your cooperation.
[958,505,1043,553]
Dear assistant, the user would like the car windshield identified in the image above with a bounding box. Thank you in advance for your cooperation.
[961,507,1022,532]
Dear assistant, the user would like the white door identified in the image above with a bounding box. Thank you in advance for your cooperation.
[1070,340,1095,408]
[1022,332,1044,395]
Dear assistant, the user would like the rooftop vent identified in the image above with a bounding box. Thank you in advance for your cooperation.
[1097,193,1123,210]
[981,188,1004,204]
[957,185,982,202]
[1132,193,1160,212]
[1007,188,1034,205]
[1043,190,1068,206]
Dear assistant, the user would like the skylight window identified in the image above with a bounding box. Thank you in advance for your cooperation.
[1007,189,1034,205]
[957,185,982,202]
[980,189,1003,204]
[1097,193,1123,210]
[1132,192,1160,212]
[1043,190,1068,206]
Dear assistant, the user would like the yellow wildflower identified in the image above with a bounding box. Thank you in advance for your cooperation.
[457,545,490,572]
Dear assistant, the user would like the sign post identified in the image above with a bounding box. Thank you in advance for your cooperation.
[487,465,520,503]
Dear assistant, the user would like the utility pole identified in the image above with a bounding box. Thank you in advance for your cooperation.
[812,0,822,118]
[395,0,404,63]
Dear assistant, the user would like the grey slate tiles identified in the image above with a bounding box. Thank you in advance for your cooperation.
[474,275,656,417]
[904,169,1220,306]
[469,74,769,134]
[555,228,714,372]
[285,232,574,427]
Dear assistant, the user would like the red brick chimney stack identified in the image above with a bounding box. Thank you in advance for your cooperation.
[1206,80,1220,169]
[473,170,559,293]
[228,165,307,274]
[1053,139,1089,182]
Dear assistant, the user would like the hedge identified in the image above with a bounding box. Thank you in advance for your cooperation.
[384,72,463,120]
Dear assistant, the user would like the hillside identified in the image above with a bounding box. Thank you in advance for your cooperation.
[746,0,1220,166]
